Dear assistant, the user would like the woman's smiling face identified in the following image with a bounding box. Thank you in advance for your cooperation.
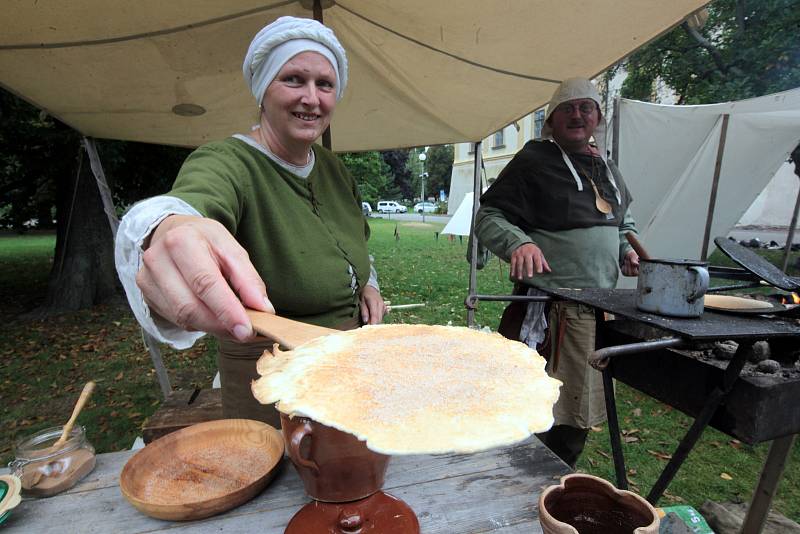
[260,51,337,161]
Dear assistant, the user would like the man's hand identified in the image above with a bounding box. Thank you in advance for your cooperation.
[136,215,274,341]
[360,285,387,325]
[510,243,551,280]
[621,249,640,277]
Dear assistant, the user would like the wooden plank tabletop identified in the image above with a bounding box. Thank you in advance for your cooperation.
[1,437,569,533]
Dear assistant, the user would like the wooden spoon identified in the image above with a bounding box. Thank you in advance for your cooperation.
[50,381,95,451]
[246,310,337,350]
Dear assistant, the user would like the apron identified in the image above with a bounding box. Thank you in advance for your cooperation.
[217,315,362,425]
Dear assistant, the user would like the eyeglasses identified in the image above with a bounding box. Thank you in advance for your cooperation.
[554,101,597,116]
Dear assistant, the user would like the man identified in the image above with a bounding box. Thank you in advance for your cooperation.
[474,78,640,467]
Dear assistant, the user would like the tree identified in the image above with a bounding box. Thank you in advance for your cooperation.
[0,90,77,231]
[339,151,396,205]
[381,150,414,200]
[405,145,454,203]
[619,0,800,104]
[1,88,189,315]
[424,145,454,200]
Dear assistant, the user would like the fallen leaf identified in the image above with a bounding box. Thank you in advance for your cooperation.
[647,449,672,461]
[114,371,123,381]
[623,436,639,443]
[597,450,611,460]
[590,426,603,433]
[632,408,642,417]
[720,472,733,481]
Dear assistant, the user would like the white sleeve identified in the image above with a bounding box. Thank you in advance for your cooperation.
[114,196,206,350]
[367,254,379,292]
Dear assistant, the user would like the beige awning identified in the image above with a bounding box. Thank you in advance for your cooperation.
[0,1,707,151]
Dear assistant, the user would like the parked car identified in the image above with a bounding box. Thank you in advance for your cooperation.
[361,202,372,216]
[413,202,437,213]
[377,200,407,213]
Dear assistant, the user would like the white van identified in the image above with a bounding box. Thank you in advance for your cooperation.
[361,202,372,215]
[377,201,408,213]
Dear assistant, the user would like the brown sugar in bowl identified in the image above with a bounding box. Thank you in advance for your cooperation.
[120,419,284,521]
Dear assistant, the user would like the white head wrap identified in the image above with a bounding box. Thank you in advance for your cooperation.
[541,78,620,203]
[243,16,348,103]
[541,78,607,159]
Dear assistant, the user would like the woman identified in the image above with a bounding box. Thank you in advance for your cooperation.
[115,17,386,424]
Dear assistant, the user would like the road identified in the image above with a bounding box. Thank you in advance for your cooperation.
[369,212,451,224]
[370,213,797,247]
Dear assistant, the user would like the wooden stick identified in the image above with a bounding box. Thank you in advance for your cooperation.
[387,303,426,312]
[625,232,651,261]
[52,381,95,450]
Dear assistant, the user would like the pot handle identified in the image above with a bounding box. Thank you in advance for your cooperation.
[288,421,320,475]
[687,266,710,302]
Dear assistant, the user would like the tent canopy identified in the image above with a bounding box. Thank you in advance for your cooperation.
[615,87,800,263]
[1,1,706,151]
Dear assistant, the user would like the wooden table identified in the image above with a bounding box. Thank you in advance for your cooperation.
[1,437,569,533]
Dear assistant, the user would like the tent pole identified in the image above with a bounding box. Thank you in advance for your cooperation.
[781,163,800,272]
[700,114,729,261]
[612,97,620,163]
[467,141,483,327]
[312,0,332,150]
[82,138,119,238]
[83,136,172,400]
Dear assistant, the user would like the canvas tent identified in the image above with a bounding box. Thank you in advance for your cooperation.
[613,87,800,264]
[1,1,708,397]
[1,0,707,151]
[442,192,475,237]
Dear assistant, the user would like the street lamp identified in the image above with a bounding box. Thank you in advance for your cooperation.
[418,150,427,223]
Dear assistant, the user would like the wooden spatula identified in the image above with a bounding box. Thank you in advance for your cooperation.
[625,232,651,261]
[246,310,337,350]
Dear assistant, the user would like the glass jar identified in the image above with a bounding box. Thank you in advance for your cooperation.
[9,425,96,497]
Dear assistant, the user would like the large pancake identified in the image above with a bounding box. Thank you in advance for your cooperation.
[251,324,561,455]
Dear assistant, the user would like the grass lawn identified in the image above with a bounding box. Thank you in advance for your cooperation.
[1,221,798,521]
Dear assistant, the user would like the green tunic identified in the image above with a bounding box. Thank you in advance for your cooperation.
[475,140,638,429]
[167,137,371,328]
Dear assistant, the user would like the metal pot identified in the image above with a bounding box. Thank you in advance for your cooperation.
[635,258,709,318]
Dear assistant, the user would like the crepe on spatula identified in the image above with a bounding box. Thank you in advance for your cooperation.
[251,324,561,455]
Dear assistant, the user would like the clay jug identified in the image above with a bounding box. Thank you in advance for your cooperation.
[539,474,659,534]
[280,413,390,503]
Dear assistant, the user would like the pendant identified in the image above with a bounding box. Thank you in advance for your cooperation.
[589,179,613,214]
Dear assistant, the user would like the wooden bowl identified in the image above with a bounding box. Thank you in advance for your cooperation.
[120,419,284,521]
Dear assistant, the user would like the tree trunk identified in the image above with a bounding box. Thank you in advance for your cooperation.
[36,145,119,315]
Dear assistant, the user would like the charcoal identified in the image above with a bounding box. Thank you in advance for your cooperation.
[713,340,738,360]
[756,359,781,374]
[747,340,771,363]
[748,238,762,248]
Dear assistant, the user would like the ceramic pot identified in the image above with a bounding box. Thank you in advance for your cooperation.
[636,258,709,318]
[280,413,390,503]
[539,474,659,534]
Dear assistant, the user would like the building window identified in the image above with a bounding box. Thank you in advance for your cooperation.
[467,142,476,154]
[492,129,505,148]
[533,109,546,139]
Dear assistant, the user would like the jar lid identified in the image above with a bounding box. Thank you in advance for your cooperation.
[0,475,22,525]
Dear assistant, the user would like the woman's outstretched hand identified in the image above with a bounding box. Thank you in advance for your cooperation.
[136,215,275,341]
